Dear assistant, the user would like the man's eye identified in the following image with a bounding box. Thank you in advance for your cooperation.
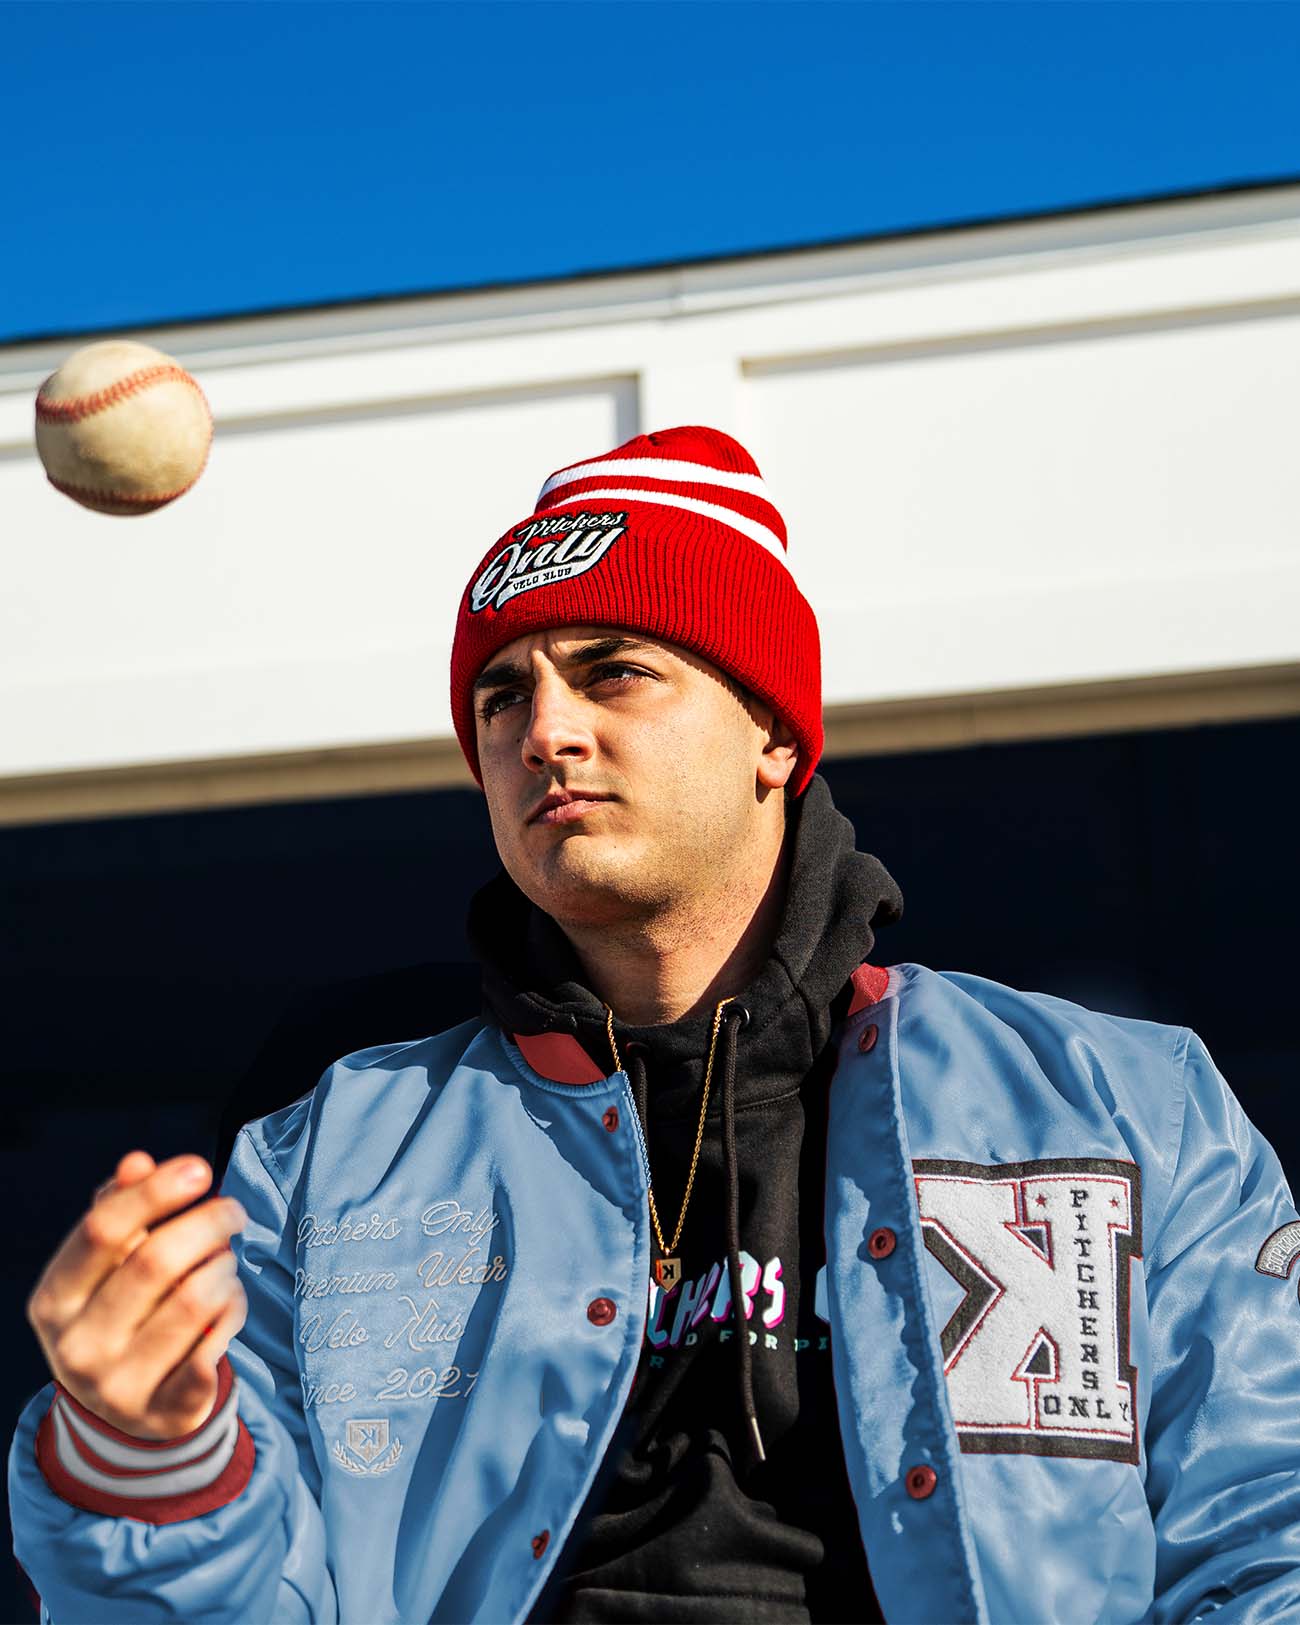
[479,689,524,720]
[588,662,647,686]
[479,664,650,721]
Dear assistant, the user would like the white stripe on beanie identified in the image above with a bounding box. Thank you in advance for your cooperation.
[538,457,773,504]
[534,487,788,564]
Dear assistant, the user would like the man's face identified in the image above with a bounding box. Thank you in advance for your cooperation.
[473,626,795,929]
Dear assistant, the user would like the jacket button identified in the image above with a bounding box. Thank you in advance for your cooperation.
[858,1022,878,1053]
[587,1297,617,1326]
[868,1227,896,1259]
[531,1529,549,1559]
[905,1464,938,1499]
[602,1107,619,1132]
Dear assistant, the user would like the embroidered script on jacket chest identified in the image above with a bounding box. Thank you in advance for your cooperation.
[914,1156,1142,1464]
[293,1198,508,1411]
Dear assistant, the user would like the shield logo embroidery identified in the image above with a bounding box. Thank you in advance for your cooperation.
[332,1417,403,1476]
[348,1419,389,1463]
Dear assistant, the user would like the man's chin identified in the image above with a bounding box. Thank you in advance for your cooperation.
[518,842,657,925]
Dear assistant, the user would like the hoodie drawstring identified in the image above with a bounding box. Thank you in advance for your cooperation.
[628,1047,650,1176]
[718,1003,764,1466]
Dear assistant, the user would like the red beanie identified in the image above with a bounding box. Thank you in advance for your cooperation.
[450,425,823,795]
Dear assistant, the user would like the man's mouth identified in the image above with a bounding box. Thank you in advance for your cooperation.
[527,789,616,827]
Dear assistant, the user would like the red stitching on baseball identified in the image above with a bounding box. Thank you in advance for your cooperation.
[45,468,205,508]
[35,365,206,425]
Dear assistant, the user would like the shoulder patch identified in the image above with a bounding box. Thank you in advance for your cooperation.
[913,1156,1142,1464]
[1257,1221,1300,1299]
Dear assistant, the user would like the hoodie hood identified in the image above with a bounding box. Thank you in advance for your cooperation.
[468,772,903,1112]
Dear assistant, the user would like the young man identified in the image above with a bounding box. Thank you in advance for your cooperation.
[12,427,1300,1624]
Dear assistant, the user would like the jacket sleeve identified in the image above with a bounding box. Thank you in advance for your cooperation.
[8,1125,339,1624]
[1144,1029,1300,1623]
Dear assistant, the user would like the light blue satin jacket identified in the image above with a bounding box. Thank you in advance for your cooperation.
[11,962,1300,1624]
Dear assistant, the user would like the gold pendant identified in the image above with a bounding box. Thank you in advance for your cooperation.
[654,1257,682,1290]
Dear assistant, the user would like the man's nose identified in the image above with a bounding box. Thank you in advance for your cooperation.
[522,674,594,771]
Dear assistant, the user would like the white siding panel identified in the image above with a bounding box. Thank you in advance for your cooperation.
[743,311,1300,706]
[1,378,635,773]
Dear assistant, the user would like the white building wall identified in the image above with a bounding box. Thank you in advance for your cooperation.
[1,185,1298,801]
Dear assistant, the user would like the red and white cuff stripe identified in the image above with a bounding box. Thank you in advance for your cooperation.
[35,1355,255,1524]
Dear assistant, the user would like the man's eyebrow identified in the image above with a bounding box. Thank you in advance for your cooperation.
[472,637,659,694]
[472,659,528,694]
[564,635,657,664]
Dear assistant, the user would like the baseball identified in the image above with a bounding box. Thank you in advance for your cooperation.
[34,339,213,516]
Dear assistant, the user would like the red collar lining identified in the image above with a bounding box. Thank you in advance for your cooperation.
[514,963,888,1082]
[846,962,889,1016]
[512,1030,607,1085]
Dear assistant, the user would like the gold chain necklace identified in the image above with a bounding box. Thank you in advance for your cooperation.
[605,996,733,1290]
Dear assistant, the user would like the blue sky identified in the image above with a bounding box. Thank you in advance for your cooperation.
[4,0,1299,344]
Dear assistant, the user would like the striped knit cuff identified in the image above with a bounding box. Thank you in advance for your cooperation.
[35,1355,255,1524]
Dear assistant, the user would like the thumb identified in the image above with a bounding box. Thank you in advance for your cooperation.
[93,1149,157,1205]
[153,1344,223,1435]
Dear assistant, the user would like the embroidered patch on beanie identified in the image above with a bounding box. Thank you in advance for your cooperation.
[468,510,630,614]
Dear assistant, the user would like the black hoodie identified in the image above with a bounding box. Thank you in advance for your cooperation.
[469,774,903,1623]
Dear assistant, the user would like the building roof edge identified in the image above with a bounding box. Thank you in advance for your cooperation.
[5,172,1300,353]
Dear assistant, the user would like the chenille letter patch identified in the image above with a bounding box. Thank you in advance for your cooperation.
[913,1157,1142,1464]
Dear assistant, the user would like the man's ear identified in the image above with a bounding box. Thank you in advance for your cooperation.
[757,715,799,792]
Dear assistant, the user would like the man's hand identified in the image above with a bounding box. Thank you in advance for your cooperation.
[25,1150,249,1440]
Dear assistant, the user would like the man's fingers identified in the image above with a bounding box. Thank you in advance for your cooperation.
[67,1201,245,1363]
[24,1148,250,1442]
[191,1284,247,1365]
[170,1271,247,1375]
[142,1289,248,1435]
[92,1252,245,1428]
[27,1155,217,1347]
[92,1149,156,1204]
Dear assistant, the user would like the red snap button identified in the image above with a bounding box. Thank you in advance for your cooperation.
[602,1106,619,1132]
[587,1297,617,1326]
[905,1464,938,1499]
[531,1529,549,1559]
[858,1022,878,1053]
[868,1227,896,1259]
